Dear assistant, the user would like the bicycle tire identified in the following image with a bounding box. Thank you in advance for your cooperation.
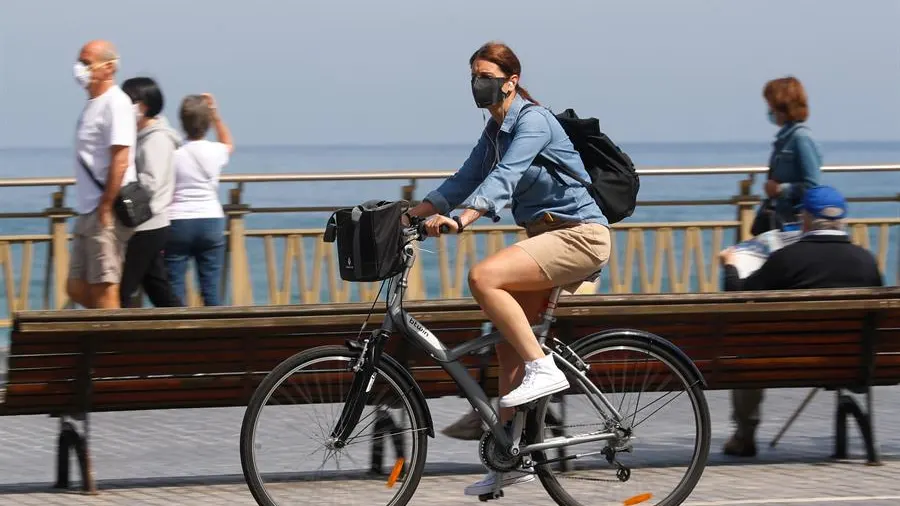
[526,334,711,506]
[240,345,430,506]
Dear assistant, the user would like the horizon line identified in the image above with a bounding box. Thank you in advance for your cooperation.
[2,138,900,151]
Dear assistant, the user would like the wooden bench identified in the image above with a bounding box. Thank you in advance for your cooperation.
[1,287,898,492]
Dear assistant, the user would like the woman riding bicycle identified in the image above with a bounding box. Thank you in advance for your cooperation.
[406,41,612,496]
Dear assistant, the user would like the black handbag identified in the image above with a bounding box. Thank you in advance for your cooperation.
[754,125,809,236]
[750,199,780,237]
[323,200,409,282]
[77,156,153,228]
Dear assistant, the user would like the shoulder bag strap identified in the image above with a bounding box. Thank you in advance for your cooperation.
[77,155,106,192]
[350,206,364,279]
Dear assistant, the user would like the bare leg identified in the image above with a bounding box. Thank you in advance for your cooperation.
[469,245,561,415]
[90,283,121,309]
[496,290,552,422]
[66,278,91,308]
[468,245,556,362]
[462,247,558,495]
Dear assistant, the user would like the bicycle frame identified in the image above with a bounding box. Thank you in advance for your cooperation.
[332,237,626,456]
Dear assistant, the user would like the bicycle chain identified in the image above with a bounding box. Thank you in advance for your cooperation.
[516,463,624,484]
[516,422,631,483]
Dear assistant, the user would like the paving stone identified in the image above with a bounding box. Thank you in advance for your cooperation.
[2,376,899,504]
[1,462,900,505]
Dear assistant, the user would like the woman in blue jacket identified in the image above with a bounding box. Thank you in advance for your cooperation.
[406,41,611,496]
[754,76,823,234]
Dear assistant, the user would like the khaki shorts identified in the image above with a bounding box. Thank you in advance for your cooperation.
[68,210,133,285]
[515,220,611,293]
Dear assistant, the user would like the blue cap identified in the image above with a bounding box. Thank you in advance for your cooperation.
[802,185,847,220]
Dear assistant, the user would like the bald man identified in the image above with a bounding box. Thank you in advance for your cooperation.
[69,40,137,308]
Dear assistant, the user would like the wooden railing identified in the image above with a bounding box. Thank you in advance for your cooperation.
[1,163,898,326]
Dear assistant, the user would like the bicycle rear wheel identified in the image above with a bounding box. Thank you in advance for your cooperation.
[240,345,429,506]
[526,333,710,506]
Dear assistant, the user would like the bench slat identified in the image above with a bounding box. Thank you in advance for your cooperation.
[4,289,898,416]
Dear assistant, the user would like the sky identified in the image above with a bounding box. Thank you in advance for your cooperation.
[1,0,899,148]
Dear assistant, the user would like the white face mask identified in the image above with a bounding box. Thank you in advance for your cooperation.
[73,62,91,88]
[134,103,144,121]
[73,59,116,89]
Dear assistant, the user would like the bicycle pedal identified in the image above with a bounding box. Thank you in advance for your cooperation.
[478,490,504,502]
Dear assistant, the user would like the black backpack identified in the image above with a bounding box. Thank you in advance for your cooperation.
[524,105,640,224]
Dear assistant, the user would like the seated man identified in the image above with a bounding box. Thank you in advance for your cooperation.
[718,185,883,456]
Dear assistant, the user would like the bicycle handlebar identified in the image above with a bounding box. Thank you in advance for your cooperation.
[406,218,451,241]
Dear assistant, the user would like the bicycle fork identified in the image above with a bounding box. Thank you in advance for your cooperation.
[329,329,390,445]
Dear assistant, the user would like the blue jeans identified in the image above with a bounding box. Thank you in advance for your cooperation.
[165,218,226,306]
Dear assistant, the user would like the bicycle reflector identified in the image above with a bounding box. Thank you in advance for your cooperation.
[624,493,653,505]
[386,458,405,488]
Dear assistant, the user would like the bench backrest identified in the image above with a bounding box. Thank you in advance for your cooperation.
[3,287,898,414]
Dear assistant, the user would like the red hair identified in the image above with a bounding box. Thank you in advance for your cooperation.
[764,76,809,122]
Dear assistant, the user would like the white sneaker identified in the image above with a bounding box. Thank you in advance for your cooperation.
[463,469,535,496]
[499,355,569,408]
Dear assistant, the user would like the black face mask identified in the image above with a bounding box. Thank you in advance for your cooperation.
[471,76,509,108]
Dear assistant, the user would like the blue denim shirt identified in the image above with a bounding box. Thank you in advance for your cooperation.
[768,122,822,222]
[424,95,608,227]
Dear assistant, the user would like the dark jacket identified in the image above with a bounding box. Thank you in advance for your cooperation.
[725,232,883,291]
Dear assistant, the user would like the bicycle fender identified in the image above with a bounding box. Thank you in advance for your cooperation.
[570,328,708,389]
[378,353,436,438]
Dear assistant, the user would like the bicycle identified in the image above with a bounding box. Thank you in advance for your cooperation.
[240,217,711,506]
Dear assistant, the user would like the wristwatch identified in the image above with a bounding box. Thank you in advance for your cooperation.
[452,216,465,234]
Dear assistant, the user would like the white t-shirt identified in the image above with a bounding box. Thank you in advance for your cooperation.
[74,85,138,214]
[169,140,229,220]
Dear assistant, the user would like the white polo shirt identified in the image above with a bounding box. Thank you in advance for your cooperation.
[74,85,137,215]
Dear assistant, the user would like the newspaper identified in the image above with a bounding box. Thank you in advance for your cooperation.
[730,228,803,278]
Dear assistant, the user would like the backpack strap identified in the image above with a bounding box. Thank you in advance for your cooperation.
[517,103,593,190]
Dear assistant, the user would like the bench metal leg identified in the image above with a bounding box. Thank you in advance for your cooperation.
[769,387,820,448]
[370,408,406,476]
[54,417,97,494]
[54,420,73,489]
[833,389,881,465]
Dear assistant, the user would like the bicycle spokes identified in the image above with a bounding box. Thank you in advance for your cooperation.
[241,349,429,506]
[527,338,710,506]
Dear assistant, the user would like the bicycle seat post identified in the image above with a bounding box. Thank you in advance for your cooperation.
[536,287,563,346]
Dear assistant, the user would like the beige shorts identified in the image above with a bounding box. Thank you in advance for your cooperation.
[515,220,611,293]
[68,209,133,285]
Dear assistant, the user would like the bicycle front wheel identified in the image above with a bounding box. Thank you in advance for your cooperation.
[526,334,711,506]
[240,345,429,506]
